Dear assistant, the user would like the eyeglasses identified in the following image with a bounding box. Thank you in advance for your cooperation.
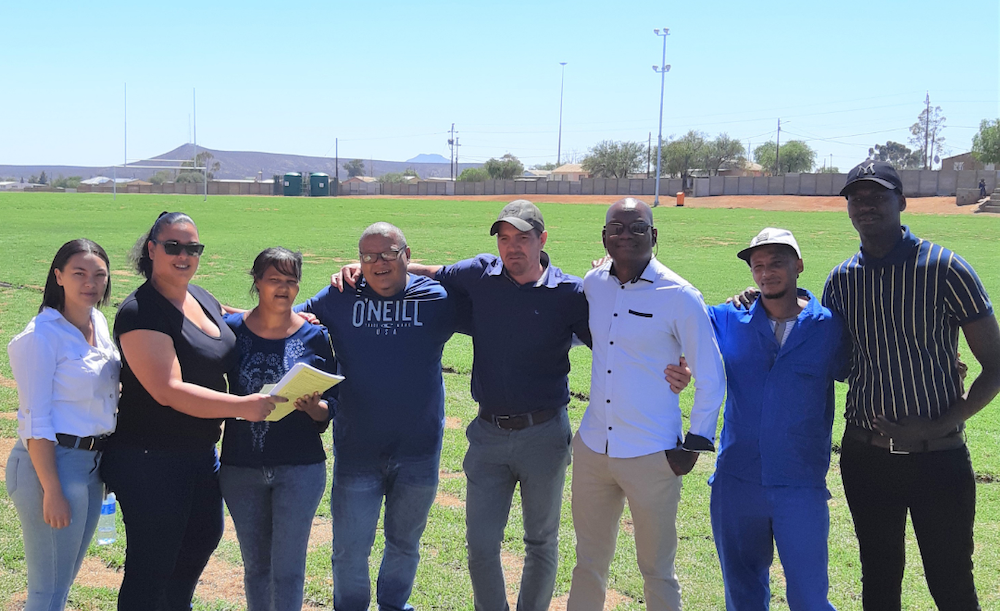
[605,221,652,236]
[153,240,205,257]
[359,247,406,264]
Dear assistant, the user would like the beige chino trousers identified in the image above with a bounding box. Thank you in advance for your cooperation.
[567,432,683,611]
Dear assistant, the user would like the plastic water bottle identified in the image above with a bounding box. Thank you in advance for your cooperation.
[97,492,116,545]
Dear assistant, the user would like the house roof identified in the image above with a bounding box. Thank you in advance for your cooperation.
[552,163,584,174]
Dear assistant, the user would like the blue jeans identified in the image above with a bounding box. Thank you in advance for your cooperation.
[464,408,572,611]
[219,462,327,611]
[100,444,224,611]
[711,471,835,611]
[6,440,103,611]
[331,453,440,611]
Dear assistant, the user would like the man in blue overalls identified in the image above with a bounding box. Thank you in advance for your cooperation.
[707,228,846,610]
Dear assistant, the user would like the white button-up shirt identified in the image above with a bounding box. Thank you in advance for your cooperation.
[8,307,120,445]
[579,258,726,458]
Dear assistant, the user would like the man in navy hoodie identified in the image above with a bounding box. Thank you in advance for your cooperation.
[298,221,457,611]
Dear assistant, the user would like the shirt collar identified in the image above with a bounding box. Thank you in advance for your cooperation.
[858,225,918,267]
[488,251,561,288]
[607,257,658,286]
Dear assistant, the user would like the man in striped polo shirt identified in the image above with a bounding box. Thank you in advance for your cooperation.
[823,160,1000,610]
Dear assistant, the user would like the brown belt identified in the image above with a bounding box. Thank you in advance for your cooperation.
[479,407,563,431]
[843,424,965,455]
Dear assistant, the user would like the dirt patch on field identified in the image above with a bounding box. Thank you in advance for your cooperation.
[74,557,124,590]
[435,491,465,509]
[439,470,464,480]
[445,416,463,429]
[307,516,332,551]
[0,437,16,479]
[1,375,17,389]
[347,194,975,215]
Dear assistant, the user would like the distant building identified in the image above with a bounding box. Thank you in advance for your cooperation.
[940,152,995,172]
[0,181,43,191]
[718,161,764,177]
[343,176,378,185]
[550,163,589,181]
[522,169,552,180]
[79,176,135,185]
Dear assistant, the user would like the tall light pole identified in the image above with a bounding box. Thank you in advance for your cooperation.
[557,62,568,166]
[653,28,670,207]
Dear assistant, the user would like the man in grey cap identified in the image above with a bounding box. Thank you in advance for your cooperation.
[707,227,844,611]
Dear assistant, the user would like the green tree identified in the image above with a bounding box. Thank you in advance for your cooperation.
[28,174,39,184]
[581,140,645,178]
[458,167,490,182]
[38,171,48,184]
[971,118,1000,165]
[148,170,174,185]
[868,141,923,169]
[483,154,524,180]
[909,96,946,169]
[531,162,559,171]
[51,175,82,189]
[816,166,840,174]
[661,130,707,179]
[344,159,366,177]
[179,151,220,179]
[378,171,419,184]
[753,140,815,174]
[403,168,419,178]
[701,133,746,176]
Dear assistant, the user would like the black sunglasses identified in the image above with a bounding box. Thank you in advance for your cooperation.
[605,221,652,236]
[153,239,205,257]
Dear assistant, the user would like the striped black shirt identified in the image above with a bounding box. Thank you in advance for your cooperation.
[822,226,993,429]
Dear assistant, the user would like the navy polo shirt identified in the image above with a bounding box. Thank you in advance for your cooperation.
[437,252,591,417]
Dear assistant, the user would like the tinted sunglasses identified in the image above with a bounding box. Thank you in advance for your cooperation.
[359,247,406,263]
[605,221,652,236]
[153,239,205,257]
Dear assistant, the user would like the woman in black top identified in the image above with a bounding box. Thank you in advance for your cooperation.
[100,212,283,610]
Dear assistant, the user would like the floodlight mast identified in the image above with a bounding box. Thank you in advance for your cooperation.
[653,28,670,207]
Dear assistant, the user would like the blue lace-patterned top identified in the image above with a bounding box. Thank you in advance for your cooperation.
[220,313,337,467]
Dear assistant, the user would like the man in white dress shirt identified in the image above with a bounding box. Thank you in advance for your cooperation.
[567,198,726,611]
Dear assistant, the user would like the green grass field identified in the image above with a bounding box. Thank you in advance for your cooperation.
[1,192,999,610]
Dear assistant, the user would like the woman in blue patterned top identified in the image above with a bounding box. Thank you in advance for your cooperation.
[219,247,336,611]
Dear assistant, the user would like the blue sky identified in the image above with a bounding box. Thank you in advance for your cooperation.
[2,0,998,171]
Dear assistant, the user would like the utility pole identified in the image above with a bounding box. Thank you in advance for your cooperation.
[557,62,567,166]
[335,138,339,181]
[448,123,456,180]
[652,28,670,207]
[775,119,781,175]
[455,136,460,175]
[924,91,931,170]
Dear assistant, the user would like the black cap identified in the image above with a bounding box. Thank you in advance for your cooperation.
[489,200,545,235]
[840,160,903,196]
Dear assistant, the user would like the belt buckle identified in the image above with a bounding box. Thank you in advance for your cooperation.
[493,415,511,429]
[888,438,909,455]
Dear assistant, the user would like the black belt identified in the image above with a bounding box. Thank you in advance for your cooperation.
[843,424,965,455]
[479,407,563,431]
[55,433,108,452]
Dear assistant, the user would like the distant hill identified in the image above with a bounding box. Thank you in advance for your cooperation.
[0,144,481,182]
[406,153,450,164]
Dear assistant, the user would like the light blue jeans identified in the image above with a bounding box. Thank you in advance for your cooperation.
[219,462,327,611]
[6,439,103,611]
[464,408,572,611]
[331,453,440,611]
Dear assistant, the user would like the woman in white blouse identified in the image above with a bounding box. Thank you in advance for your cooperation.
[5,239,120,611]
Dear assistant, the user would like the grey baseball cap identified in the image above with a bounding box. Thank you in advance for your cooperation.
[489,200,545,235]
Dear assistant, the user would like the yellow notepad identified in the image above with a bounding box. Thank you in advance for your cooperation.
[259,362,344,422]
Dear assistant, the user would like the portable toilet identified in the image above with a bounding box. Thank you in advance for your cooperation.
[310,173,330,196]
[283,172,302,196]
